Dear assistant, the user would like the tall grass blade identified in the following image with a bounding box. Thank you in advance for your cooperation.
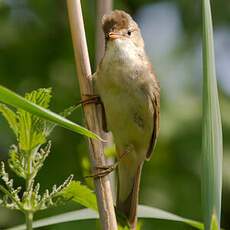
[137,206,204,230]
[7,206,204,230]
[202,0,223,230]
[7,209,99,230]
[0,85,101,140]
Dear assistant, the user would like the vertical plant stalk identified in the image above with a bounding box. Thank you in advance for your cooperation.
[25,212,33,230]
[95,0,113,65]
[25,152,34,230]
[66,1,117,229]
[202,0,223,229]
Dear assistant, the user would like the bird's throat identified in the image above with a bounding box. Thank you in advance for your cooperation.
[103,39,143,69]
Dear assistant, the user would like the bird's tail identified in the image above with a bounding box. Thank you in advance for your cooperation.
[117,161,143,229]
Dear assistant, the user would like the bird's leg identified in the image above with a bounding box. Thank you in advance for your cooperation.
[76,94,101,107]
[85,150,129,179]
[85,162,119,179]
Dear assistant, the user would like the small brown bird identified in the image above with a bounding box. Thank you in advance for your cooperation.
[93,10,160,229]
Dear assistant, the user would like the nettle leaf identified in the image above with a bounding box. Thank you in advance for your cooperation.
[25,88,52,135]
[8,145,26,179]
[0,104,18,136]
[0,162,22,210]
[25,88,52,109]
[17,88,52,151]
[60,181,97,211]
[0,85,101,140]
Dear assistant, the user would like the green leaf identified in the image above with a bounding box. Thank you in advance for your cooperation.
[137,205,203,230]
[7,209,98,230]
[44,105,78,136]
[17,88,52,151]
[210,214,219,230]
[7,205,205,230]
[8,145,26,178]
[0,104,18,136]
[60,181,97,211]
[118,224,141,230]
[0,85,102,140]
[25,88,52,109]
[202,0,223,229]
[60,105,78,118]
[104,144,116,158]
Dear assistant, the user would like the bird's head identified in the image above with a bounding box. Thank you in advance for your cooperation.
[102,10,144,49]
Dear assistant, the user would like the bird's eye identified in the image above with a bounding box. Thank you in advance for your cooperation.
[127,30,132,36]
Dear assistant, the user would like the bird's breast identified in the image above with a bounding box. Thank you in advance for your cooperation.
[97,40,146,90]
[95,47,153,153]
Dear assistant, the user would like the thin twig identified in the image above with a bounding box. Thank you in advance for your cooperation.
[66,1,117,229]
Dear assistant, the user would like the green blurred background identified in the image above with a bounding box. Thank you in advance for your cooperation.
[0,0,229,229]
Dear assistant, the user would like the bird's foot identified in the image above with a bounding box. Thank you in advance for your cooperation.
[85,162,118,179]
[76,94,101,107]
[84,149,129,179]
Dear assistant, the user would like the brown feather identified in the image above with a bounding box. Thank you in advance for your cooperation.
[146,66,160,160]
[117,163,143,229]
[96,10,160,230]
[101,102,108,132]
[102,10,131,35]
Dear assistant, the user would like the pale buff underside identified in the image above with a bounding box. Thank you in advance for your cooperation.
[94,38,156,202]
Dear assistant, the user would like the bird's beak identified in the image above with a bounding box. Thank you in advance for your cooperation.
[108,32,123,40]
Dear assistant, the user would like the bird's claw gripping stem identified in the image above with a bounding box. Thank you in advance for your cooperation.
[77,94,101,107]
[85,162,119,179]
[84,149,129,179]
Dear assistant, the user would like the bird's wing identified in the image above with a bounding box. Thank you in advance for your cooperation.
[99,102,108,132]
[146,70,160,160]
